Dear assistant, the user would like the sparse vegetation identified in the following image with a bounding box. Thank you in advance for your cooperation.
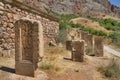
[39,46,66,72]
[39,61,54,70]
[98,59,120,80]
[56,29,68,44]
[83,27,108,37]
[99,18,120,31]
[109,31,120,47]
[39,61,61,72]
[87,16,120,48]
[87,15,101,22]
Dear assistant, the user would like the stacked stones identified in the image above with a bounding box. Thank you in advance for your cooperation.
[0,1,59,57]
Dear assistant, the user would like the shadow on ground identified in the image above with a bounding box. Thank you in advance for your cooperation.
[63,57,72,61]
[0,66,15,73]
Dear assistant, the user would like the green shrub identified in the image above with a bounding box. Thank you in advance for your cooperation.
[109,31,120,42]
[109,31,120,47]
[83,27,108,37]
[99,18,120,31]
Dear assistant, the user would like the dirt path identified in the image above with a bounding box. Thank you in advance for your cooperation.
[0,46,117,80]
[104,45,120,57]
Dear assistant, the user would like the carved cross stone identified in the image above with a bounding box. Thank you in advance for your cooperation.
[15,18,44,77]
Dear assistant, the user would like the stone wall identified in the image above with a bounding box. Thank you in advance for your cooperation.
[15,18,43,77]
[0,1,59,52]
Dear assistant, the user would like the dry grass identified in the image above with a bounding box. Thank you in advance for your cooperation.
[98,59,120,80]
[39,46,68,73]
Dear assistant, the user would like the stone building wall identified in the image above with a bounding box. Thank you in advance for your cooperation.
[0,1,59,51]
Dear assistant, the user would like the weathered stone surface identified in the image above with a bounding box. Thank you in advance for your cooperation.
[15,61,38,77]
[94,36,103,57]
[15,18,44,77]
[86,34,94,56]
[66,40,72,51]
[0,1,59,51]
[81,31,88,43]
[72,40,85,62]
[0,2,4,7]
[0,11,4,15]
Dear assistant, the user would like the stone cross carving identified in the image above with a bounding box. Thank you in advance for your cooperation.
[15,18,44,77]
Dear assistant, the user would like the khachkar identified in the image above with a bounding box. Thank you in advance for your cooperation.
[72,40,85,62]
[66,40,85,62]
[15,18,44,77]
[94,36,103,57]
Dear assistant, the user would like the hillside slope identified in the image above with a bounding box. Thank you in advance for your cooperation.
[18,0,120,18]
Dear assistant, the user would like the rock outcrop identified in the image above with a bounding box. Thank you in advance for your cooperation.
[21,0,120,18]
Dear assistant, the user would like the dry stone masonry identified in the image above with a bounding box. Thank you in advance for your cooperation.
[15,18,43,77]
[0,0,59,57]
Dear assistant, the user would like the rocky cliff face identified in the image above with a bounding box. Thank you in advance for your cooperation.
[20,0,120,17]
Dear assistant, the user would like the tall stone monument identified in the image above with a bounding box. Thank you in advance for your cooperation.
[15,18,44,77]
[66,40,72,51]
[94,36,103,57]
[72,40,85,62]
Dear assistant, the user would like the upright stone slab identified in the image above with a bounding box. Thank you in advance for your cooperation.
[66,40,72,51]
[72,40,85,62]
[15,18,44,77]
[94,36,103,57]
[86,34,94,56]
[80,31,84,40]
[77,30,81,40]
[81,31,88,42]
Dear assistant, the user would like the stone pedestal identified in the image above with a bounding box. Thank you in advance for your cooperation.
[15,18,44,77]
[15,61,38,77]
[94,36,103,57]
